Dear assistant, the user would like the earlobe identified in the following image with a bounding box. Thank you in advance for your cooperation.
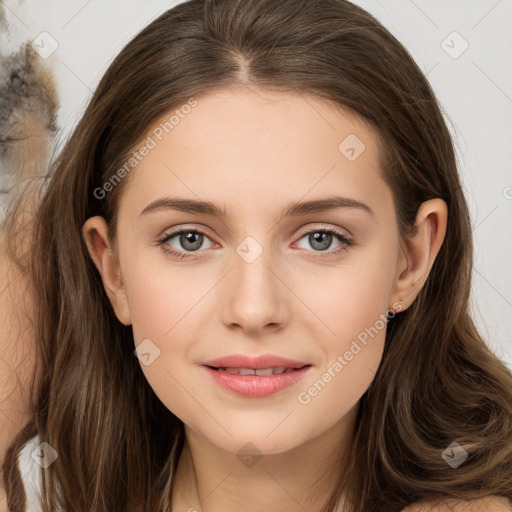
[82,217,132,326]
[390,198,447,311]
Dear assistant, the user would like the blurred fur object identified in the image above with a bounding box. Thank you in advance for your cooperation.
[0,37,59,223]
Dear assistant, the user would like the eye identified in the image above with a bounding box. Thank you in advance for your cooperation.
[294,227,354,258]
[158,229,215,259]
[158,226,354,260]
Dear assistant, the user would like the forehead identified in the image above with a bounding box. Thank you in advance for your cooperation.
[119,87,392,220]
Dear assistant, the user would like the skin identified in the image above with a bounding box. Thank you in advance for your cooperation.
[0,119,45,506]
[0,220,38,510]
[82,86,451,512]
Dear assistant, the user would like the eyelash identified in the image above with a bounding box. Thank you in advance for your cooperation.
[157,227,354,260]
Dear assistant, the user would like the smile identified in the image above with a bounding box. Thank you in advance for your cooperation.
[203,365,311,397]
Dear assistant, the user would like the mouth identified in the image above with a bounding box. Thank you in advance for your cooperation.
[205,365,310,376]
[201,353,310,371]
[201,358,312,398]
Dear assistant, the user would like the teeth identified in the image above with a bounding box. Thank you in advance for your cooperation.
[238,368,256,376]
[218,367,297,375]
[256,368,278,376]
[222,367,255,375]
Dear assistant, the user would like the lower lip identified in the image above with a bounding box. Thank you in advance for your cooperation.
[202,366,311,398]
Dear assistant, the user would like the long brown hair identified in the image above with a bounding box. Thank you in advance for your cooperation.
[2,0,512,510]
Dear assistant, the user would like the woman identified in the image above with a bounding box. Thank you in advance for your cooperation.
[2,0,511,510]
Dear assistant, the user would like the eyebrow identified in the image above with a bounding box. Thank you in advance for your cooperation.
[139,195,374,218]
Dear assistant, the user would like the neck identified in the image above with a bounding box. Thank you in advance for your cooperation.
[171,405,357,512]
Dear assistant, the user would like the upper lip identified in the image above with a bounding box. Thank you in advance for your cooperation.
[202,354,310,370]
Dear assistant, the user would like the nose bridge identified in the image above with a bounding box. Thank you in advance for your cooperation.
[222,233,286,332]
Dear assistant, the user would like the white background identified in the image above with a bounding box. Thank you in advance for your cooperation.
[2,0,511,367]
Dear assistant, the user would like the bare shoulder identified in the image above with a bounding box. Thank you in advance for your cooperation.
[402,496,512,512]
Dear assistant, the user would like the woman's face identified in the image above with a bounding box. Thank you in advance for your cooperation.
[107,87,406,455]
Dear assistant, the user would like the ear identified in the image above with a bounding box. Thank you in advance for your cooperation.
[390,198,447,312]
[82,216,132,325]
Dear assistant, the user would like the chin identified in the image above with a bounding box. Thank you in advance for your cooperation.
[191,418,311,457]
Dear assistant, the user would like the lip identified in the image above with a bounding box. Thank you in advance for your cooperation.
[201,354,311,398]
[201,354,309,370]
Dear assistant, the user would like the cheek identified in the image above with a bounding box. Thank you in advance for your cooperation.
[304,241,396,350]
[293,244,395,413]
[294,287,389,431]
[122,257,218,418]
[123,251,209,343]
[295,340,383,439]
[124,267,204,424]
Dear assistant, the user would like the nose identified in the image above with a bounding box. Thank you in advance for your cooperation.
[221,240,288,336]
